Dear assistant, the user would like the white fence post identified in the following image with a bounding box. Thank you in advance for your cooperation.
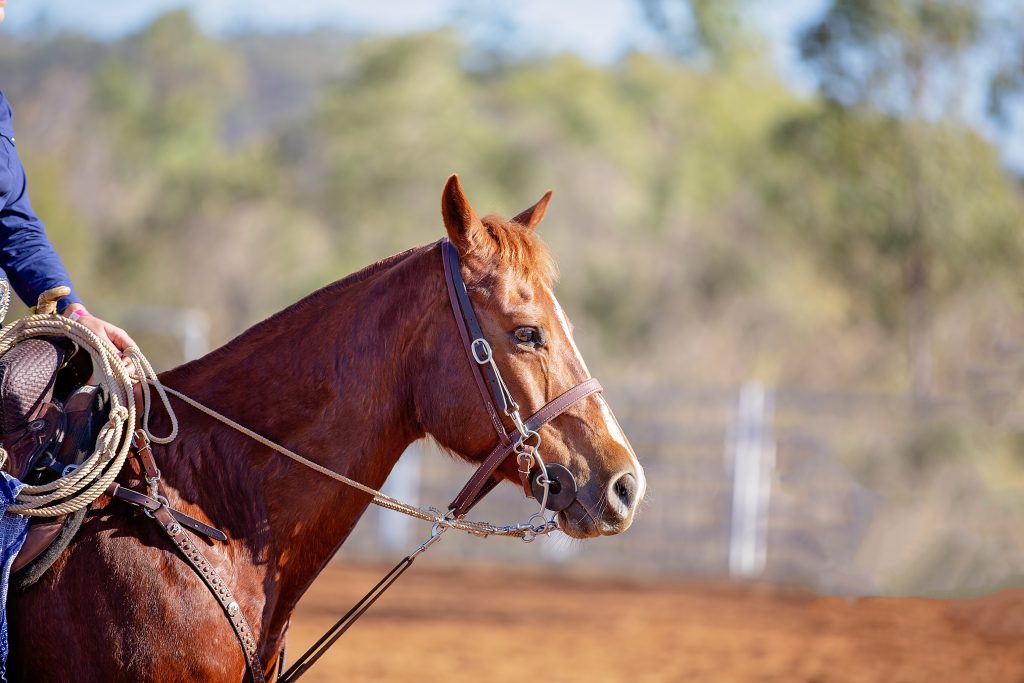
[378,440,423,552]
[122,306,210,362]
[726,380,776,579]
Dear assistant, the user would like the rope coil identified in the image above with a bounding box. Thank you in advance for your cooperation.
[0,313,166,516]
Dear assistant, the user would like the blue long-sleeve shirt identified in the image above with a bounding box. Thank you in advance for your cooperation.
[0,89,81,312]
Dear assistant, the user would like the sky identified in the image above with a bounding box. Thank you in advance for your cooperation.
[3,0,826,84]
[2,0,1021,169]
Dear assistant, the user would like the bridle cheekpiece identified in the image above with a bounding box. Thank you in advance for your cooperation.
[440,238,604,527]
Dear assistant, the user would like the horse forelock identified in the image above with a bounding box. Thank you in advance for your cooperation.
[475,215,558,286]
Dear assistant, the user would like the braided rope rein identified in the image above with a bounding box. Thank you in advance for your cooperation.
[150,383,550,539]
[0,302,547,538]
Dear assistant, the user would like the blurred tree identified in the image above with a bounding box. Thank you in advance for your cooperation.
[980,2,1024,139]
[801,0,978,114]
[638,0,749,67]
[88,10,329,334]
[94,10,244,178]
[286,32,538,274]
[790,0,1024,398]
[4,7,1020,397]
[801,0,1024,120]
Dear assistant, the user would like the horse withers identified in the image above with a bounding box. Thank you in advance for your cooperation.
[7,174,645,682]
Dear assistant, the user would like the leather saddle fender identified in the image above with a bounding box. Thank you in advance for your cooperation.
[0,337,104,590]
[11,384,105,590]
[0,338,71,479]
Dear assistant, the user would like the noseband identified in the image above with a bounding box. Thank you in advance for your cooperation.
[440,238,603,518]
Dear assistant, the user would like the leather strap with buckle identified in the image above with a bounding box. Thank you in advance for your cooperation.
[440,239,602,518]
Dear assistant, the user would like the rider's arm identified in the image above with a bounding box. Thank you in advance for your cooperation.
[0,114,82,312]
[0,92,135,353]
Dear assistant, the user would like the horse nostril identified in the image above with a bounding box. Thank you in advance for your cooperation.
[611,472,637,511]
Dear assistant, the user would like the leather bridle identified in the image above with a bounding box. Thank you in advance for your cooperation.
[440,238,604,519]
[280,240,608,681]
[108,238,607,683]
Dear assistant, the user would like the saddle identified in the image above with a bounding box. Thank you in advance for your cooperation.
[0,337,106,590]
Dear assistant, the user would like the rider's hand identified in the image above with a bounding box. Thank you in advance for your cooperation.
[63,304,137,354]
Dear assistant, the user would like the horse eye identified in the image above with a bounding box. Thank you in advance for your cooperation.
[513,327,544,347]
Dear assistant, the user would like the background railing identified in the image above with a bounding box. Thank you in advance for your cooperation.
[127,305,1024,599]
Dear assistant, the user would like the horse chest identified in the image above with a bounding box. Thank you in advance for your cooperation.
[7,514,255,682]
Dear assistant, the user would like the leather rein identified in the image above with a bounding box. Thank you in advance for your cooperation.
[118,239,604,681]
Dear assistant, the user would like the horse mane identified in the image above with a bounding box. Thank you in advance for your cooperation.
[478,215,558,285]
[164,244,427,378]
[166,222,555,379]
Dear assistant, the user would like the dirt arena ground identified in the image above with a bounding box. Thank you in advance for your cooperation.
[287,562,1024,683]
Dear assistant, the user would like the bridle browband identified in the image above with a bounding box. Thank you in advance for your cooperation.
[441,238,603,519]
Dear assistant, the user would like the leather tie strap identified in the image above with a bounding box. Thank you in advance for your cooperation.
[131,430,161,481]
[106,482,227,541]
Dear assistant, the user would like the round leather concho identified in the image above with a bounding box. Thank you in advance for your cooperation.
[530,463,578,512]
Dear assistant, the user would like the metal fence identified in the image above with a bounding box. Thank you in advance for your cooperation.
[335,381,910,593]
[131,312,1015,594]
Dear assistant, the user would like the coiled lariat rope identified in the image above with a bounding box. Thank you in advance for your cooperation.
[0,296,176,517]
[0,289,552,539]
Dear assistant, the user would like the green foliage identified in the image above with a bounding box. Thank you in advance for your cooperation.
[640,0,749,67]
[770,109,1021,331]
[791,0,1024,396]
[95,10,243,175]
[1,7,1020,396]
[801,0,982,112]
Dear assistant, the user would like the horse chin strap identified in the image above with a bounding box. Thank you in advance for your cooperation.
[440,238,602,527]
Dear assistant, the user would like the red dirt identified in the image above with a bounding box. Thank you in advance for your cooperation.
[287,562,1024,682]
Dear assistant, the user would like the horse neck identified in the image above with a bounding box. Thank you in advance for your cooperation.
[155,243,444,630]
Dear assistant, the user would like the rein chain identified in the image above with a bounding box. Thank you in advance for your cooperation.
[151,383,555,541]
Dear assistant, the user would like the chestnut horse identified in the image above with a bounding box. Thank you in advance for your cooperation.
[6,175,645,682]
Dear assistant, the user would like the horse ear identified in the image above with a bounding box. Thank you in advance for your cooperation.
[512,190,553,231]
[441,174,484,251]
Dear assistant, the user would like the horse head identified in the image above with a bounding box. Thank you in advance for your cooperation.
[417,175,645,539]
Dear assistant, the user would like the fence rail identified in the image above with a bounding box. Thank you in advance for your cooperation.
[337,380,890,593]
[128,316,1020,595]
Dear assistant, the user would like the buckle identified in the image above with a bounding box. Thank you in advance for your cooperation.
[516,450,534,477]
[143,494,170,519]
[132,428,151,451]
[470,338,492,364]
